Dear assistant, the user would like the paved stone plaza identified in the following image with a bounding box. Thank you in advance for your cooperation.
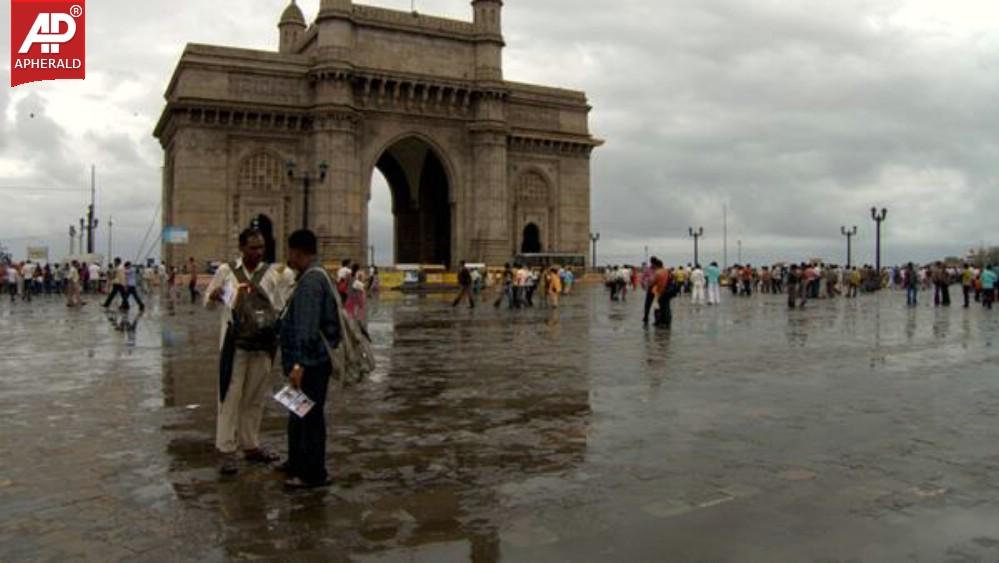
[2,286,999,562]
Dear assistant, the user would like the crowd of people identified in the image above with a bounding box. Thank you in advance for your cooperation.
[595,260,999,320]
[483,262,575,310]
[0,258,204,311]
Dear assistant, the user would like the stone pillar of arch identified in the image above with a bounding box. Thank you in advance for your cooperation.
[312,111,363,264]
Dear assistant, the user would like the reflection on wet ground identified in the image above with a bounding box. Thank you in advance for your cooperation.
[2,287,999,561]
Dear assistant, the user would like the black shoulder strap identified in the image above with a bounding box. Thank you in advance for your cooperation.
[249,263,269,287]
[231,262,249,284]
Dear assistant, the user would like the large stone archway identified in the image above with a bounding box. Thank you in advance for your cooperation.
[155,0,600,269]
[369,136,453,267]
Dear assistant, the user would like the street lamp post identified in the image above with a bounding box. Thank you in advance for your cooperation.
[78,218,85,254]
[589,232,600,269]
[688,227,704,266]
[69,225,76,256]
[871,207,887,282]
[107,216,113,260]
[841,226,857,268]
[86,165,97,254]
[286,160,329,230]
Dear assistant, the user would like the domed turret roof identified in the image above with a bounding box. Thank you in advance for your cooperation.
[280,1,306,26]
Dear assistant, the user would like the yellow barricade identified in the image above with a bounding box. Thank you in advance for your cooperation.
[380,271,405,289]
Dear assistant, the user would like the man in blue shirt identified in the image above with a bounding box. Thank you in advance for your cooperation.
[705,262,722,305]
[279,229,341,489]
[981,265,998,310]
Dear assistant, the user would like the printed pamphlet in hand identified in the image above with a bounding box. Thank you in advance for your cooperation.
[274,385,315,418]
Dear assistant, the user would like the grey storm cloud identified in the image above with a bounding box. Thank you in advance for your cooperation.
[2,0,999,266]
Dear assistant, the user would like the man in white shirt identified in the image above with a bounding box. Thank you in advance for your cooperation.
[514,263,530,308]
[102,258,128,308]
[157,261,168,296]
[6,263,19,302]
[205,228,294,475]
[691,264,706,305]
[65,261,83,307]
[20,261,36,302]
[87,262,101,293]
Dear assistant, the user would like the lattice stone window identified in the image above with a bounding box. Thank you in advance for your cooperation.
[516,171,549,202]
[238,152,284,192]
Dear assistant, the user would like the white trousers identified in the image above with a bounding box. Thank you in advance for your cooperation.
[692,283,706,304]
[217,349,273,454]
[707,282,721,304]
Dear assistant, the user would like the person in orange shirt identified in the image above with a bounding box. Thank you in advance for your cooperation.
[651,258,673,327]
[546,267,562,308]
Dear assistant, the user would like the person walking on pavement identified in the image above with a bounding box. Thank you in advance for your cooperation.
[65,260,84,308]
[546,266,563,308]
[705,262,722,305]
[102,258,127,309]
[5,262,18,303]
[651,259,675,328]
[786,264,802,309]
[905,262,919,307]
[279,229,341,489]
[981,265,998,310]
[187,257,200,304]
[20,260,35,302]
[122,262,146,312]
[690,263,706,306]
[642,256,659,325]
[494,263,514,309]
[453,261,475,309]
[961,263,975,308]
[206,228,292,476]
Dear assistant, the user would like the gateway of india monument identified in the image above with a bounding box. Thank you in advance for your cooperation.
[155,0,601,269]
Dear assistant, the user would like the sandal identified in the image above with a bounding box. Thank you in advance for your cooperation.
[244,448,280,463]
[218,454,239,476]
[283,477,332,490]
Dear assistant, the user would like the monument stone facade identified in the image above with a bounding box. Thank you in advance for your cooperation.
[154,0,601,268]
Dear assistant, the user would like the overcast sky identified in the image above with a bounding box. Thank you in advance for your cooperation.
[2,0,998,266]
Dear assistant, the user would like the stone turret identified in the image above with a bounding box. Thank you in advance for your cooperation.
[278,1,306,53]
[319,0,352,16]
[471,0,503,81]
[317,0,354,59]
[472,0,502,35]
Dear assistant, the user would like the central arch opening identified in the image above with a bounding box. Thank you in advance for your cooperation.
[521,223,541,254]
[368,137,452,268]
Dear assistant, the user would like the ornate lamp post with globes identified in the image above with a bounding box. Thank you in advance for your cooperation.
[871,207,887,287]
[841,225,857,269]
[589,232,600,270]
[688,227,703,266]
[286,160,329,230]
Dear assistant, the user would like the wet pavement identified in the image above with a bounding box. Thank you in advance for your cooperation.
[2,286,999,562]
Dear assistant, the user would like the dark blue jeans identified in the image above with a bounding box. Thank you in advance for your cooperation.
[906,287,918,306]
[287,361,331,484]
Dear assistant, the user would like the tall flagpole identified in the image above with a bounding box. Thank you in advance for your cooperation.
[722,203,728,270]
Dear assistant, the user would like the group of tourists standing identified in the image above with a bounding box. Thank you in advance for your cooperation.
[488,262,573,309]
[597,258,999,315]
[203,228,381,488]
[203,228,352,489]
